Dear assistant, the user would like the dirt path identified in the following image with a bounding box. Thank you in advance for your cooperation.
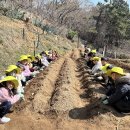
[0,49,130,130]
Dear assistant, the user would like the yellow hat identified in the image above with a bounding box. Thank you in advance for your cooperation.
[91,49,96,53]
[45,51,49,55]
[107,67,125,76]
[27,54,32,58]
[35,54,41,59]
[5,65,20,74]
[0,76,19,89]
[92,57,100,61]
[101,64,110,73]
[27,55,35,61]
[19,55,28,62]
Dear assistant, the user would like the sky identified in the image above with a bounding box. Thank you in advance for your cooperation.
[90,0,130,6]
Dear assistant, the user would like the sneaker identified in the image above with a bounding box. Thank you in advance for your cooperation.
[0,117,11,123]
[8,109,14,113]
[97,76,103,80]
[121,112,130,115]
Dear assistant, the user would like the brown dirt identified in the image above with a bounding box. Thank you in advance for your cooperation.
[109,58,130,72]
[0,49,130,130]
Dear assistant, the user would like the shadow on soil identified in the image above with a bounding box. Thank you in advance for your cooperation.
[69,98,125,120]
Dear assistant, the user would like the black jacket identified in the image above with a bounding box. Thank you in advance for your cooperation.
[108,75,130,104]
[108,75,130,112]
[32,60,43,68]
[106,77,115,96]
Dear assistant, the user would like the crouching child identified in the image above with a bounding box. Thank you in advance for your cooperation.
[102,67,130,113]
[0,76,21,123]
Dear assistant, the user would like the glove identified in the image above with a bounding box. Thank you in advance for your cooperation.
[102,99,109,105]
[100,95,108,101]
[19,94,25,101]
[94,73,98,76]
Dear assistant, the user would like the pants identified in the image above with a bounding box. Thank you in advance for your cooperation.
[25,76,33,82]
[21,80,26,86]
[87,61,94,69]
[47,58,52,63]
[0,101,12,118]
[31,71,40,77]
[106,84,116,96]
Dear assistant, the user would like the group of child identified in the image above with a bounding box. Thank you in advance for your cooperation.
[0,50,58,124]
[84,46,130,114]
[0,45,129,124]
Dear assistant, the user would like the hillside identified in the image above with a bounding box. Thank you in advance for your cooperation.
[0,15,77,75]
[0,1,130,129]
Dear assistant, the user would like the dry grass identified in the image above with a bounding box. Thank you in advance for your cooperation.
[0,15,77,75]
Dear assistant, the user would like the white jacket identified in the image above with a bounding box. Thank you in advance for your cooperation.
[16,74,24,94]
[41,56,49,67]
[92,61,102,74]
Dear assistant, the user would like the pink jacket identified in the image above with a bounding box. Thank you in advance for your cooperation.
[22,65,31,77]
[0,87,20,104]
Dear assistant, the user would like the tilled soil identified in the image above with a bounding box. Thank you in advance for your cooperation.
[109,58,130,72]
[0,49,130,130]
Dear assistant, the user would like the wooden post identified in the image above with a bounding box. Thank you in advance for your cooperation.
[77,34,79,48]
[37,34,40,48]
[52,50,54,60]
[34,41,36,56]
[22,28,25,39]
[114,51,117,59]
[103,45,106,57]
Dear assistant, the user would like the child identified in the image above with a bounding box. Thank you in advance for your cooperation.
[86,51,96,69]
[32,54,44,70]
[27,55,35,72]
[91,57,102,74]
[0,76,21,123]
[16,64,27,87]
[47,50,53,63]
[84,47,91,58]
[94,57,112,80]
[52,50,59,61]
[5,65,24,97]
[40,51,50,67]
[27,55,40,76]
[17,55,33,81]
[102,67,130,113]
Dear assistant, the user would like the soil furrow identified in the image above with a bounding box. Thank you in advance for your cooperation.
[31,57,66,114]
[1,49,130,130]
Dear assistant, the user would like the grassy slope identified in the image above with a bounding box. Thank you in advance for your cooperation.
[0,16,77,75]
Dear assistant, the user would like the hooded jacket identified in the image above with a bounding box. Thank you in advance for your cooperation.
[108,74,130,105]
